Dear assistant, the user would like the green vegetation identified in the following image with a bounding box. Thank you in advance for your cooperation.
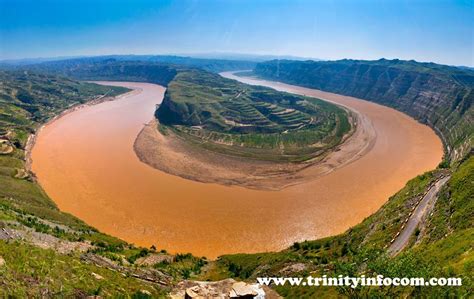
[157,69,351,161]
[0,241,166,297]
[212,158,473,297]
[0,58,472,297]
[0,70,127,231]
[154,253,208,279]
[0,70,129,133]
[204,59,472,297]
[254,58,474,163]
[0,71,128,226]
[0,70,207,296]
[419,155,474,250]
[11,55,256,74]
[114,54,256,73]
[20,59,179,87]
[9,59,352,162]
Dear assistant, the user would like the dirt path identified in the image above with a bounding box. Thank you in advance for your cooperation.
[388,176,450,256]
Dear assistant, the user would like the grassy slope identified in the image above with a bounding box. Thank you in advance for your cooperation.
[210,59,473,297]
[156,69,351,162]
[0,241,164,297]
[208,157,472,297]
[0,70,128,227]
[0,70,208,297]
[0,70,129,132]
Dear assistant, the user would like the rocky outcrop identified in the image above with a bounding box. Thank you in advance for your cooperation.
[80,253,172,286]
[135,253,174,266]
[0,225,93,254]
[170,279,280,299]
[255,59,474,162]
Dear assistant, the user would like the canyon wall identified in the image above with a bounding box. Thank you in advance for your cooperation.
[255,59,473,162]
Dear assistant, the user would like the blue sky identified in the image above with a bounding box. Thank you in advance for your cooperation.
[1,0,473,66]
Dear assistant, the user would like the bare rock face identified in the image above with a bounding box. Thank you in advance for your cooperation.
[278,262,307,275]
[135,253,174,266]
[80,253,172,286]
[229,281,261,298]
[170,279,280,299]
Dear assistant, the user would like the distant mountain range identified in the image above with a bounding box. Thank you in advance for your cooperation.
[0,53,315,65]
[172,52,317,62]
[1,55,256,73]
[3,53,473,70]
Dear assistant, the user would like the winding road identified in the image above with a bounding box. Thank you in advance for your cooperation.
[388,176,450,256]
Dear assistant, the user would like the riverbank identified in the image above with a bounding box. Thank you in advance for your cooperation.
[24,86,138,177]
[30,79,442,258]
[134,102,374,190]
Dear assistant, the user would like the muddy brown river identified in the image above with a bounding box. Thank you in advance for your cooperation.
[31,74,443,258]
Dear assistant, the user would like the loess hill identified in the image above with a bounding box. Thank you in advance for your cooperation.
[12,58,352,162]
[254,58,474,163]
[1,57,472,297]
[156,69,351,162]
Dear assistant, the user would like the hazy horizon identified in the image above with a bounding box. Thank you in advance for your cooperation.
[1,0,473,67]
[0,52,317,63]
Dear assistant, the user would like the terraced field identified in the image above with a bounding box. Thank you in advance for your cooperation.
[156,69,351,161]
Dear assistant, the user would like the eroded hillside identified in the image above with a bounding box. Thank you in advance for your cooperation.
[254,59,473,162]
[1,58,471,298]
[156,69,351,162]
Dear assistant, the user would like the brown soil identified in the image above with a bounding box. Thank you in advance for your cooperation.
[134,102,375,190]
